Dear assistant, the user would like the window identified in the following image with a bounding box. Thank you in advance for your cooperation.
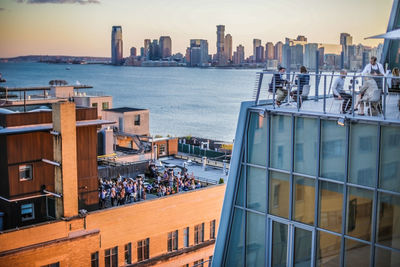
[210,220,216,239]
[194,223,204,245]
[92,102,98,108]
[184,227,189,247]
[168,230,178,251]
[134,114,140,126]
[102,102,109,110]
[104,246,118,267]
[124,243,131,264]
[19,164,33,181]
[137,238,149,262]
[159,144,167,156]
[21,203,34,221]
[193,259,204,267]
[41,263,59,267]
[91,252,99,267]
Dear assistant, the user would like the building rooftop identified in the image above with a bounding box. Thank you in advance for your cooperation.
[104,107,147,113]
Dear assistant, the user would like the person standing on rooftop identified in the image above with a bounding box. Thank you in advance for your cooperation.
[362,56,385,89]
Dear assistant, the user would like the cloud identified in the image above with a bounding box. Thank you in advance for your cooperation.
[16,0,100,4]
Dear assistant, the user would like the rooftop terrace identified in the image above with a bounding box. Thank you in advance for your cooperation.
[253,71,400,123]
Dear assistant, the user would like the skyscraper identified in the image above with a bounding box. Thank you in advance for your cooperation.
[304,43,318,69]
[216,25,226,65]
[130,47,137,57]
[265,42,274,60]
[144,39,151,60]
[340,33,353,46]
[111,26,123,65]
[255,46,265,63]
[275,41,283,64]
[234,45,245,65]
[253,39,261,60]
[189,39,209,66]
[159,36,172,59]
[149,39,160,60]
[224,34,232,62]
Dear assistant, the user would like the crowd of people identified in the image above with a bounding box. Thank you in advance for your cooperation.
[98,168,202,209]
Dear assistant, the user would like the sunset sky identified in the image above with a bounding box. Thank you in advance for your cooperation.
[0,0,394,58]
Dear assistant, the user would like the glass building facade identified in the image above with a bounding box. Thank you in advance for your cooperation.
[213,104,400,267]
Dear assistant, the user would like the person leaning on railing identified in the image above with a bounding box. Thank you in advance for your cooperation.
[332,70,352,113]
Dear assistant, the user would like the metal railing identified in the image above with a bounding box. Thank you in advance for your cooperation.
[253,71,400,121]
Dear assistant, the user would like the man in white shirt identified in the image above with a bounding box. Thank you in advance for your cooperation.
[332,70,352,113]
[362,56,385,89]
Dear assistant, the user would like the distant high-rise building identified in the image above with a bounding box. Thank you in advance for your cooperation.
[274,41,283,64]
[340,33,353,46]
[111,26,123,65]
[304,43,318,69]
[224,34,233,61]
[282,44,291,69]
[291,44,304,69]
[256,46,265,63]
[234,45,245,65]
[265,42,274,60]
[144,39,151,59]
[253,39,261,60]
[189,39,209,66]
[216,25,226,65]
[149,39,160,60]
[130,47,137,57]
[318,47,325,66]
[159,36,172,59]
[296,35,307,42]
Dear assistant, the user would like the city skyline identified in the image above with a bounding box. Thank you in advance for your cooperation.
[0,0,393,58]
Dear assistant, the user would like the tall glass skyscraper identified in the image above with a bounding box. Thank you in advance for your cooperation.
[111,26,123,65]
[216,25,226,65]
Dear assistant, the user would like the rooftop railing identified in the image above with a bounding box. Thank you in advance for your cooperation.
[253,71,400,122]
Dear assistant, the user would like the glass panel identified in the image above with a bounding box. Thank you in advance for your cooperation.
[293,176,315,225]
[294,227,312,267]
[235,166,245,207]
[346,187,373,241]
[247,166,266,212]
[319,181,343,233]
[377,192,400,249]
[344,238,370,267]
[269,171,290,218]
[246,212,265,266]
[225,208,244,267]
[320,120,346,181]
[380,125,400,193]
[317,231,341,267]
[294,117,318,176]
[247,112,268,166]
[272,221,288,267]
[348,123,377,187]
[270,115,291,171]
[375,246,400,267]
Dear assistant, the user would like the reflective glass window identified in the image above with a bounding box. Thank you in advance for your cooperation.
[235,166,244,207]
[247,167,266,212]
[271,221,288,267]
[319,181,343,233]
[269,171,290,218]
[375,246,400,267]
[344,238,370,267]
[247,112,268,166]
[224,208,244,267]
[380,125,400,193]
[349,123,377,187]
[246,212,265,266]
[294,227,312,267]
[320,120,346,181]
[293,176,315,225]
[294,117,318,176]
[346,186,373,241]
[317,231,341,267]
[377,192,400,250]
[270,115,291,171]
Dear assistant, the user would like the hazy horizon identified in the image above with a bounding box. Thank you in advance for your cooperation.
[0,0,393,58]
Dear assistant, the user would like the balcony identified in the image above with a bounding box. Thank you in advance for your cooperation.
[253,71,400,123]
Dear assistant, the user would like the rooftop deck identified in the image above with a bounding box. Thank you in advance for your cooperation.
[253,71,400,123]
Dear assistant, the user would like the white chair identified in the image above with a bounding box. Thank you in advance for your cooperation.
[301,85,310,98]
[329,96,343,113]
[365,90,382,116]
